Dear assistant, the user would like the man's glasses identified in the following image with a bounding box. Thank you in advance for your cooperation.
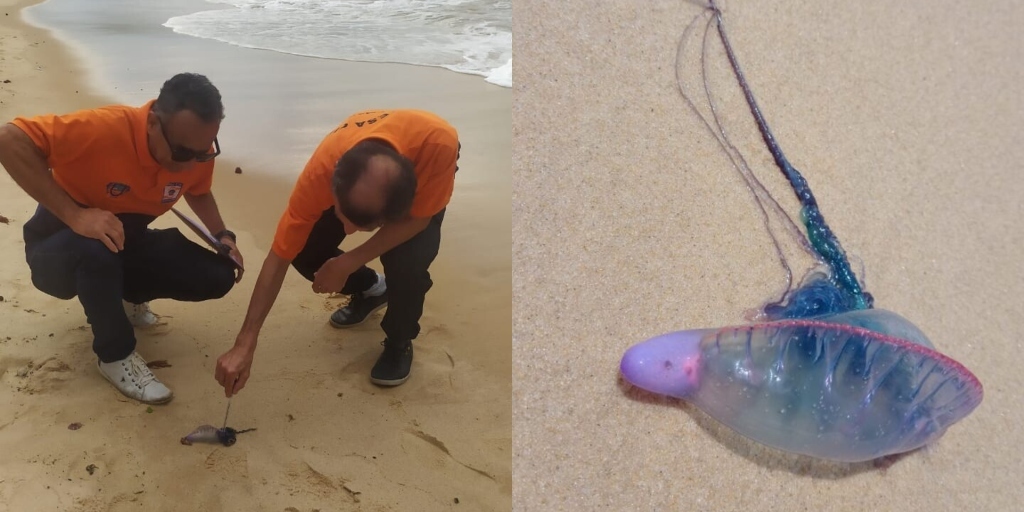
[158,116,221,163]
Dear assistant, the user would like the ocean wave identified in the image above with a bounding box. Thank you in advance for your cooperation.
[164,0,512,87]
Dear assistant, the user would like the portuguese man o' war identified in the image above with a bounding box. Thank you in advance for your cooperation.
[180,425,256,446]
[619,2,983,463]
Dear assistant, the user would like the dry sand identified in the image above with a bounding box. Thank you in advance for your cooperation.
[0,0,511,510]
[514,1,1024,510]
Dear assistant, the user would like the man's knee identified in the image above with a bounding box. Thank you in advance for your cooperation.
[77,238,122,270]
[29,235,121,299]
[29,270,77,300]
[291,251,321,282]
[381,263,433,297]
[380,236,439,295]
[206,264,236,299]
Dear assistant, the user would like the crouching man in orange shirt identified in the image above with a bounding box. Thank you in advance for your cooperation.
[0,73,243,405]
[215,109,458,394]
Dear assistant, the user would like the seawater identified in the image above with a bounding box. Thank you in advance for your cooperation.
[164,0,512,87]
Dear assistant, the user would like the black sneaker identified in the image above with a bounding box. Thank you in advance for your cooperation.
[329,291,388,328]
[370,339,413,386]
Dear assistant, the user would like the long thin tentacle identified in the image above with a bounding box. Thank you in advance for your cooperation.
[696,9,818,261]
[674,5,814,302]
[706,1,871,310]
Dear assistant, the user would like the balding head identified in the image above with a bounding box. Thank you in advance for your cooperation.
[332,140,417,229]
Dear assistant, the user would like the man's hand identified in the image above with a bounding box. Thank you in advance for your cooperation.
[69,208,125,252]
[215,343,255,397]
[312,253,360,294]
[218,236,244,282]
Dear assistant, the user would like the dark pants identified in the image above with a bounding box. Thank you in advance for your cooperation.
[291,208,445,343]
[23,205,236,363]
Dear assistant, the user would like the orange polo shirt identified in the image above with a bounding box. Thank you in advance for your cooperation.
[10,100,215,217]
[271,109,459,261]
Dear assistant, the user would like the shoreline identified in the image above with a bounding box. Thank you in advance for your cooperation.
[20,0,511,185]
[157,0,512,89]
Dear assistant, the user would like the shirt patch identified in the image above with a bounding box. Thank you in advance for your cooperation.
[106,182,131,197]
[162,182,184,203]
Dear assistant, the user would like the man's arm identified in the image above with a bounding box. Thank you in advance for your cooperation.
[214,249,291,396]
[310,216,431,293]
[237,250,290,342]
[0,123,124,251]
[183,191,227,237]
[216,147,333,394]
[184,191,244,280]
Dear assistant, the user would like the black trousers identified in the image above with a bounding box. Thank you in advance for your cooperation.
[23,205,236,363]
[291,207,445,343]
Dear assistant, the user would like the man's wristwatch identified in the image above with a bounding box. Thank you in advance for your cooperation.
[214,229,237,243]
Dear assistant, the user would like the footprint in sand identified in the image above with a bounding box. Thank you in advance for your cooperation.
[1,356,72,394]
[283,461,356,501]
[418,323,451,339]
[65,445,117,481]
[203,448,249,478]
[339,343,457,394]
[411,345,460,393]
[0,356,34,380]
[72,492,142,512]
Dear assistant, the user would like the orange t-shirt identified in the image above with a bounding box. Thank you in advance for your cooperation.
[10,99,215,217]
[271,109,459,261]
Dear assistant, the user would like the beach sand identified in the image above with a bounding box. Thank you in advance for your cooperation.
[514,1,1024,510]
[0,0,511,510]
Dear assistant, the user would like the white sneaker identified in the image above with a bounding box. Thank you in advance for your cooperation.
[97,351,173,404]
[123,301,160,328]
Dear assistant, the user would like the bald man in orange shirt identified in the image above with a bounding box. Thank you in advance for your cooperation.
[215,109,459,393]
[0,73,243,405]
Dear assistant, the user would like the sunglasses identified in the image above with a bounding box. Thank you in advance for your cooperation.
[158,116,221,163]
